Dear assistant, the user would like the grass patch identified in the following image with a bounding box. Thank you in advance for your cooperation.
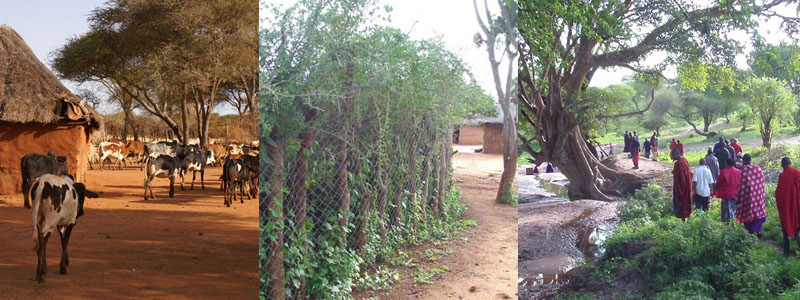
[412,265,450,284]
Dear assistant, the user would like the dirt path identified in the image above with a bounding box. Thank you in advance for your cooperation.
[0,166,257,299]
[375,146,518,299]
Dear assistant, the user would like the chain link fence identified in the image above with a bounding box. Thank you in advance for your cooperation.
[262,103,461,299]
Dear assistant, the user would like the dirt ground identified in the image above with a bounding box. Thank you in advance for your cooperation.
[0,165,257,299]
[518,153,673,299]
[372,146,518,299]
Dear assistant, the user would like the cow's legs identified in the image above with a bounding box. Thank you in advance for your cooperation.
[22,177,30,209]
[169,176,175,198]
[240,180,245,203]
[38,232,51,283]
[191,171,196,190]
[35,230,42,281]
[200,169,205,190]
[180,170,185,191]
[58,224,74,274]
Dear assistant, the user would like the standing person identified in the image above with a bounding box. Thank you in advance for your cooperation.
[714,137,725,153]
[716,157,742,222]
[703,147,720,194]
[670,138,677,152]
[731,138,743,155]
[643,138,651,159]
[609,143,615,155]
[715,139,731,170]
[677,139,685,156]
[672,148,693,221]
[631,136,641,169]
[734,153,744,170]
[624,131,630,153]
[737,154,766,236]
[651,133,659,161]
[776,157,800,255]
[725,140,735,161]
[693,158,715,211]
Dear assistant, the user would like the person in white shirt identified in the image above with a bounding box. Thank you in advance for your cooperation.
[693,158,715,211]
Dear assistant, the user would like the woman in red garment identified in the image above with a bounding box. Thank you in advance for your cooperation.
[672,148,693,220]
[777,157,800,254]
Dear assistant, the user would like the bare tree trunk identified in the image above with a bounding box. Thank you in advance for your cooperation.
[265,127,286,300]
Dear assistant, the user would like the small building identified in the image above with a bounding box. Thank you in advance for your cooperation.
[0,24,102,194]
[455,115,504,154]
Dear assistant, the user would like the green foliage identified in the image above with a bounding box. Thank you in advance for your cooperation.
[617,183,672,223]
[411,265,450,284]
[743,76,797,147]
[572,183,800,299]
[353,266,400,291]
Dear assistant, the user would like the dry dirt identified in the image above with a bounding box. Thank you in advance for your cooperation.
[0,166,257,299]
[365,146,518,299]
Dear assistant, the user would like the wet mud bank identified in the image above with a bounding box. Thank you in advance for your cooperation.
[517,165,621,299]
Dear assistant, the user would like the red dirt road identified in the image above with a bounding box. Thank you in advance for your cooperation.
[0,167,257,299]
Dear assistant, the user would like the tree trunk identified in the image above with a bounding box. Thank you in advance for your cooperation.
[761,118,772,149]
[741,119,748,132]
[376,155,389,245]
[407,135,420,230]
[180,92,190,146]
[496,107,518,203]
[419,137,434,223]
[265,127,286,300]
[337,59,354,232]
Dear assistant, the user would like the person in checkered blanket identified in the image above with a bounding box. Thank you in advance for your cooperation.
[736,154,767,236]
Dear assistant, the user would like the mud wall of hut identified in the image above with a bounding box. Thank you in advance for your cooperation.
[0,122,90,194]
[482,123,503,154]
[458,125,483,145]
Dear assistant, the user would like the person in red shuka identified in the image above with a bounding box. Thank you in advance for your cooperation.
[777,157,800,255]
[672,148,693,221]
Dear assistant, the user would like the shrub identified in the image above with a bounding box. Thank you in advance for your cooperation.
[618,182,672,223]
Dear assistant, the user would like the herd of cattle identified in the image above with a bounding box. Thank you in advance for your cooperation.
[17,139,258,283]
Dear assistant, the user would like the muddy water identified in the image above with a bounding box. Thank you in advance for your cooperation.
[518,165,619,299]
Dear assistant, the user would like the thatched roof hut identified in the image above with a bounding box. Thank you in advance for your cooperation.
[0,24,103,195]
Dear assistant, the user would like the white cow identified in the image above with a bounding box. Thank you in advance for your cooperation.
[31,174,98,283]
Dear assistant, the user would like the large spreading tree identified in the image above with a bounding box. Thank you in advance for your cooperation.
[519,0,800,201]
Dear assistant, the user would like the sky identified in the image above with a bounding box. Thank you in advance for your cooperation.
[590,4,794,87]
[0,1,238,115]
[263,0,510,117]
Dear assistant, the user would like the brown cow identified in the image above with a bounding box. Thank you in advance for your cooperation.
[126,141,145,170]
[206,144,226,167]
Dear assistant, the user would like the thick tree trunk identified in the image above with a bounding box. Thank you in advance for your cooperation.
[265,127,286,300]
[180,95,190,146]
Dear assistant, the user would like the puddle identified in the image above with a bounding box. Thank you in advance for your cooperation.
[577,225,612,259]
[518,171,570,204]
[519,267,579,287]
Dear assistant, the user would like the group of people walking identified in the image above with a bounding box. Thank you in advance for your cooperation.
[670,136,800,254]
[624,131,659,169]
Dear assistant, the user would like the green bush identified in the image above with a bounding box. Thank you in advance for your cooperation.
[618,182,673,223]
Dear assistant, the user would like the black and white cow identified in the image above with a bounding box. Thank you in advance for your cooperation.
[31,174,98,283]
[222,158,249,207]
[240,154,259,198]
[21,151,68,209]
[143,155,180,200]
[178,151,206,190]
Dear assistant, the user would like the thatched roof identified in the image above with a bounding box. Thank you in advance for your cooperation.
[0,24,101,128]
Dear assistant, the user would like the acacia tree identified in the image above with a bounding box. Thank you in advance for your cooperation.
[750,42,800,129]
[53,0,256,146]
[744,77,795,148]
[519,0,800,201]
[474,0,518,203]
